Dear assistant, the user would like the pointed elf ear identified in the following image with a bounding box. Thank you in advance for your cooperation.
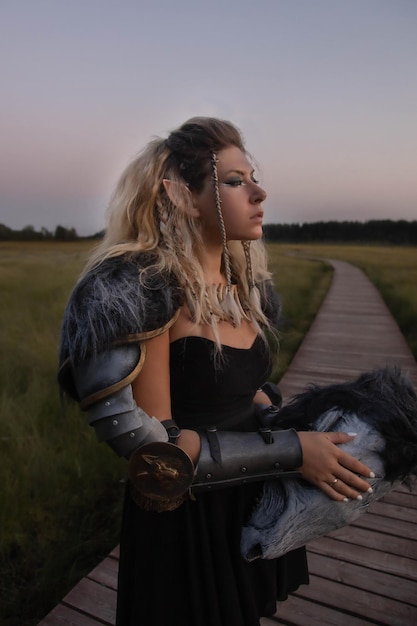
[162,179,199,217]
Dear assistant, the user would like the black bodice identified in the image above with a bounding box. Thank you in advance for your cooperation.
[169,335,272,430]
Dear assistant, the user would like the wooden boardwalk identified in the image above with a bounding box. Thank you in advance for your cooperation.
[39,259,417,626]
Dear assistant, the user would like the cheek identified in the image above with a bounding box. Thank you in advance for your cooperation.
[194,189,217,223]
[222,205,243,231]
[197,203,222,240]
[200,207,220,232]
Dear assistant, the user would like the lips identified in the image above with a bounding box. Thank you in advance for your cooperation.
[251,211,264,222]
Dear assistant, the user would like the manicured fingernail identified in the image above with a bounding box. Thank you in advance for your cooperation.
[369,471,376,478]
[347,432,357,436]
[343,497,349,502]
[367,487,373,493]
[356,494,363,501]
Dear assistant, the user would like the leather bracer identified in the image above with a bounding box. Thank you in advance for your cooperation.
[192,426,303,492]
[127,424,302,512]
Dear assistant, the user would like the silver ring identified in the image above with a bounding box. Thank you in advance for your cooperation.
[331,478,338,485]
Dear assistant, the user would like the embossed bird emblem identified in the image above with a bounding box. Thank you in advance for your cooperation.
[135,453,180,481]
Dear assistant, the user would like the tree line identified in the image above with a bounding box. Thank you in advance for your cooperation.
[263,220,417,245]
[0,223,104,241]
[1,219,416,244]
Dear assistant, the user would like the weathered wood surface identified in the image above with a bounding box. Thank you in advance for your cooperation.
[39,259,417,625]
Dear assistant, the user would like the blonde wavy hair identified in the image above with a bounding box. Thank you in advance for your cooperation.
[84,117,272,332]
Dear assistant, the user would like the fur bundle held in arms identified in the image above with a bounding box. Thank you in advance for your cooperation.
[241,366,417,562]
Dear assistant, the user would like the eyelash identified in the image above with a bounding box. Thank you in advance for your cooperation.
[221,176,259,188]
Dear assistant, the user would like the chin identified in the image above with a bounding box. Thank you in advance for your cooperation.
[249,229,264,240]
[228,227,263,242]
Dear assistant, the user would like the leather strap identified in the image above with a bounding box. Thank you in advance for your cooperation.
[205,426,222,465]
[161,419,181,444]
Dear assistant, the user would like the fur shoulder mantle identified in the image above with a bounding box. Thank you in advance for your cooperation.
[59,253,183,366]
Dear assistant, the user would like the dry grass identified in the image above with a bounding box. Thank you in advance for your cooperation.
[0,242,125,626]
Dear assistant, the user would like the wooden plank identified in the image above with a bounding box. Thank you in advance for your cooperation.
[293,574,416,626]
[307,552,417,606]
[307,536,417,580]
[351,510,417,541]
[87,556,118,590]
[325,525,417,559]
[368,499,417,524]
[62,578,116,625]
[382,489,417,510]
[394,482,417,493]
[39,604,108,626]
[273,593,374,626]
[260,618,285,626]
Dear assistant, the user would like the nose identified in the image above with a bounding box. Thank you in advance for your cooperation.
[251,182,267,203]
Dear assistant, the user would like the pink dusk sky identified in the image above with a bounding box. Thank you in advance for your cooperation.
[1,0,416,236]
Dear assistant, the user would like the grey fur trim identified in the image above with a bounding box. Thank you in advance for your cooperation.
[59,256,279,367]
[59,254,183,365]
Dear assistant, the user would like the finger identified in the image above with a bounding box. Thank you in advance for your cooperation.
[337,451,376,479]
[319,481,349,502]
[331,471,374,500]
[326,431,356,445]
[328,434,376,478]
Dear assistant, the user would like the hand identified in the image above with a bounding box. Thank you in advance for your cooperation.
[177,429,201,465]
[297,431,375,501]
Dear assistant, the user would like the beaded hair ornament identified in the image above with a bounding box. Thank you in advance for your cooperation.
[210,153,264,327]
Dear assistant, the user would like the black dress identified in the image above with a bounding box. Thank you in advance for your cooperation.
[116,335,309,626]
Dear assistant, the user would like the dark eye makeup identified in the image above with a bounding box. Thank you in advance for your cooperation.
[221,174,259,187]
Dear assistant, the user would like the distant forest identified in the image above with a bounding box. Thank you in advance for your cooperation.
[0,223,102,241]
[1,219,416,244]
[264,220,417,245]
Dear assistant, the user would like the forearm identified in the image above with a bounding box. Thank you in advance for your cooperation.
[192,426,302,492]
[127,421,303,511]
[176,428,201,464]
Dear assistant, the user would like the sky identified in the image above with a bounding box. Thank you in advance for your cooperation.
[1,0,416,236]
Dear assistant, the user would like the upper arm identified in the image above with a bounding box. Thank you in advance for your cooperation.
[131,330,172,421]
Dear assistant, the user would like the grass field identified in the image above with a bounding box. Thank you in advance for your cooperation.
[0,240,416,625]
[0,242,126,626]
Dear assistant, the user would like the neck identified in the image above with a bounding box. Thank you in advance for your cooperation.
[199,242,225,285]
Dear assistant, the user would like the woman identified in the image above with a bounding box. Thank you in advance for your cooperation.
[58,117,374,625]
